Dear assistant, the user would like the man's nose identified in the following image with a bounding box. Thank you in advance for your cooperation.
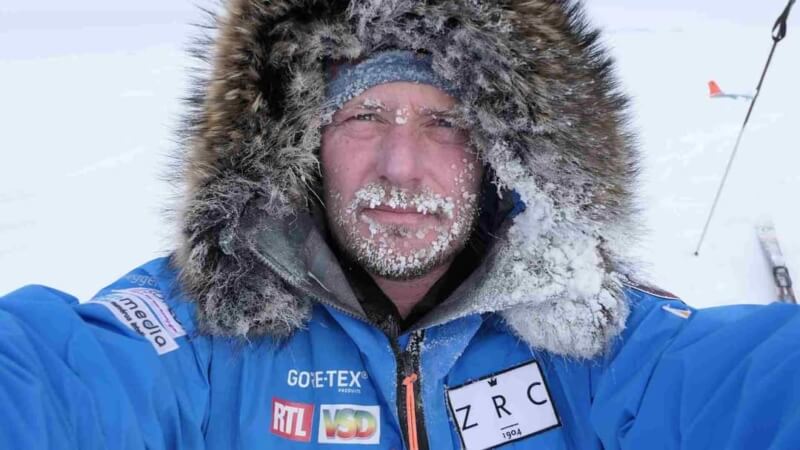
[376,125,423,188]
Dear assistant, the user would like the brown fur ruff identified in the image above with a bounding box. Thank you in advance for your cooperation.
[171,0,642,358]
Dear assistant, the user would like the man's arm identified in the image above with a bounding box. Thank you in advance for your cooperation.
[591,291,800,449]
[0,280,209,449]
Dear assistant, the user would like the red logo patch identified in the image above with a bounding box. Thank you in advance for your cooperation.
[271,397,314,442]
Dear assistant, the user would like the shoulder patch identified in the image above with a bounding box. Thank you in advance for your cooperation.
[91,288,185,355]
[662,304,692,319]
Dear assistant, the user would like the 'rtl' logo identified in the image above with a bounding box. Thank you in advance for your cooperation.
[318,404,381,444]
[271,398,314,442]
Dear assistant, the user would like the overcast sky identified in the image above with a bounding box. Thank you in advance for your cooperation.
[1,1,794,59]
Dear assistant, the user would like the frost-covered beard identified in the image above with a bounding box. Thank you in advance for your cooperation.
[325,181,480,280]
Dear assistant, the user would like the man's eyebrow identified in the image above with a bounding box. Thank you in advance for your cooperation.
[356,104,384,111]
[418,107,456,117]
[332,104,383,120]
[336,103,454,116]
[343,100,388,112]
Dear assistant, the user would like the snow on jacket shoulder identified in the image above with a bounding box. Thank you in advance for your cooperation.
[2,257,799,449]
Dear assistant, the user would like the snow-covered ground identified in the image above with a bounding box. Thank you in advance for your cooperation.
[587,0,800,306]
[1,1,798,307]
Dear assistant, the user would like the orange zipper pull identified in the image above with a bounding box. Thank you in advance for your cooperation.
[402,373,419,450]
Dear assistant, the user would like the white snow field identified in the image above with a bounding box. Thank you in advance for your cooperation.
[1,1,798,307]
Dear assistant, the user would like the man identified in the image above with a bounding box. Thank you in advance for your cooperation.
[1,1,799,449]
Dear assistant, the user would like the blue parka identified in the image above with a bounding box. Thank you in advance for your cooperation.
[2,258,800,449]
[5,0,800,448]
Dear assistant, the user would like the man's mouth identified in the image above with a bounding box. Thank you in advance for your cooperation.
[361,206,437,225]
[372,205,430,214]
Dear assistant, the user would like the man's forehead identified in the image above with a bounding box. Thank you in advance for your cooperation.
[338,83,457,114]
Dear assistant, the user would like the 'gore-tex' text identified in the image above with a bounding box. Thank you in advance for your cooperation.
[287,369,367,390]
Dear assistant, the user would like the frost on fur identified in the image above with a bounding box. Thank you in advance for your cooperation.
[171,0,642,359]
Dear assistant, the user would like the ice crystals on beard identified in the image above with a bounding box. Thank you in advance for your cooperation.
[334,177,478,279]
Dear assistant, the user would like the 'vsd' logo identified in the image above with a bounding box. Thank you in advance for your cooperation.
[318,404,380,445]
[271,398,314,442]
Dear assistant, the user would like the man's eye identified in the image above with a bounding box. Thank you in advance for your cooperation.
[350,113,379,122]
[426,116,468,145]
[332,112,386,138]
[428,115,458,129]
[433,117,455,128]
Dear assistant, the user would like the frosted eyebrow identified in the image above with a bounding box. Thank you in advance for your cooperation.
[338,104,382,114]
[331,103,386,124]
[329,102,388,125]
[358,104,385,111]
[343,99,388,113]
[419,108,456,117]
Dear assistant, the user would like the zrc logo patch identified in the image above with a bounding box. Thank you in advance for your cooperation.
[446,360,561,450]
[271,398,314,442]
[318,404,380,445]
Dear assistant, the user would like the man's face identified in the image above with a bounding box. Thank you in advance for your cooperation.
[321,82,483,280]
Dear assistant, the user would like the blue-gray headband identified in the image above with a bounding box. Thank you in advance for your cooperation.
[325,50,460,110]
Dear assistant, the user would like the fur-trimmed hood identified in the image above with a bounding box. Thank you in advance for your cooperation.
[173,0,641,359]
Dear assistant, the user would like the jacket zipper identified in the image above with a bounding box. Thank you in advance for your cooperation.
[393,330,429,450]
[255,250,431,448]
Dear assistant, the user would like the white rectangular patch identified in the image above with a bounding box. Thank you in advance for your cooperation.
[317,404,381,445]
[95,292,180,355]
[662,304,692,319]
[446,360,560,450]
[123,288,186,338]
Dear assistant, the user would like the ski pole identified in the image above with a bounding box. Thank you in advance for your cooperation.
[694,0,795,256]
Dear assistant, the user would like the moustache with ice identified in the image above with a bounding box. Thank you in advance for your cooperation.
[345,184,456,220]
[332,182,478,279]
